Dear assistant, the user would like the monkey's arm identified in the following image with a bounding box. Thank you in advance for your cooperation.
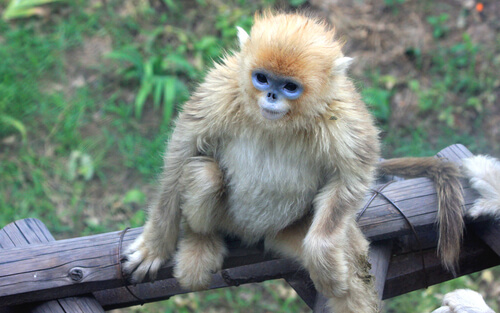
[123,114,205,283]
[302,164,376,297]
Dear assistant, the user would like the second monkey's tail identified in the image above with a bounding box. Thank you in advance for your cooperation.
[378,157,465,275]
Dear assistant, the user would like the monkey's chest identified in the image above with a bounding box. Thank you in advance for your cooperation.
[218,136,322,241]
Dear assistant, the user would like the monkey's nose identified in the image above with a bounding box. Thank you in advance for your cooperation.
[267,92,278,103]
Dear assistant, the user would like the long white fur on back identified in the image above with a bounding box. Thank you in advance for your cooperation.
[462,155,500,218]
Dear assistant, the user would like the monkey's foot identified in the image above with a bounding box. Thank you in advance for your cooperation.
[431,289,495,313]
[173,234,226,291]
[303,235,349,298]
[122,234,170,283]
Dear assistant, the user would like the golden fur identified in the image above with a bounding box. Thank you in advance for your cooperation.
[378,157,465,274]
[463,155,500,219]
[123,12,465,312]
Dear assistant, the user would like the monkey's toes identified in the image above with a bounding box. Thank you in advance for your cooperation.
[173,262,213,291]
[122,247,165,284]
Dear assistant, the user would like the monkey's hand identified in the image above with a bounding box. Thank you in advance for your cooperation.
[431,289,495,313]
[122,234,173,283]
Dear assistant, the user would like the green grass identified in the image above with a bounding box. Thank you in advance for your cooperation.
[361,30,494,157]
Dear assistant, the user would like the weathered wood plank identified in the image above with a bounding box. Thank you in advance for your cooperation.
[383,229,500,299]
[0,219,104,313]
[472,221,500,257]
[368,240,393,300]
[313,294,329,313]
[284,270,316,309]
[75,234,500,311]
[94,258,301,310]
[436,143,473,163]
[0,185,475,305]
[358,178,477,241]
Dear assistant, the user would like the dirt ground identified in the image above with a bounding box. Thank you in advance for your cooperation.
[311,0,500,153]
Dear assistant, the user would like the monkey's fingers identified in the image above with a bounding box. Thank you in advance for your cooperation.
[122,235,166,284]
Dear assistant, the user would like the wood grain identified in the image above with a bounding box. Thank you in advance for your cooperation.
[0,219,104,313]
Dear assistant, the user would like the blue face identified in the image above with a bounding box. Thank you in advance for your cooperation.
[251,70,303,120]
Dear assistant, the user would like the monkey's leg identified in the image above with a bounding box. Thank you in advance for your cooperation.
[299,179,379,312]
[174,224,227,290]
[325,223,379,313]
[174,156,227,290]
[267,218,378,313]
[179,156,226,234]
[123,123,200,283]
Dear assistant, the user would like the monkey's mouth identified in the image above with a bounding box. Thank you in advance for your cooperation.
[260,108,288,120]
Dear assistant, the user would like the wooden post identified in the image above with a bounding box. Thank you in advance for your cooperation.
[0,219,104,313]
[284,270,317,310]
[369,240,393,300]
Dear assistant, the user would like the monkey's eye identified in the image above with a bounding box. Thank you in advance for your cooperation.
[252,72,270,91]
[283,82,298,92]
[281,81,303,100]
[256,73,268,84]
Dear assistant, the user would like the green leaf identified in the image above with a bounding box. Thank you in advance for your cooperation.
[123,189,146,205]
[106,47,144,73]
[163,77,176,124]
[153,78,164,108]
[3,0,64,20]
[129,210,146,227]
[362,87,392,121]
[288,0,306,7]
[164,53,197,78]
[135,80,153,118]
[0,114,27,141]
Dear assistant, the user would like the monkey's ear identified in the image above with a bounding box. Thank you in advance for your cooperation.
[237,26,250,48]
[333,57,353,75]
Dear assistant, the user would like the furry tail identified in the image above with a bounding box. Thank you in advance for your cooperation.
[378,157,465,274]
[462,155,500,219]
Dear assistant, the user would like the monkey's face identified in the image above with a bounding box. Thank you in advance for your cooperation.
[239,12,349,125]
[251,69,303,120]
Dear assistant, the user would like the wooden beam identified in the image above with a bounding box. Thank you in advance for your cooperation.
[472,221,500,257]
[0,188,477,306]
[0,219,104,313]
[383,229,500,299]
[95,258,301,310]
[284,271,317,310]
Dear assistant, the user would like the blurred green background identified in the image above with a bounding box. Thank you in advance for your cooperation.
[0,0,498,312]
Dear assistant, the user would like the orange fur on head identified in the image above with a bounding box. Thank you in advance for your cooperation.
[238,12,350,123]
